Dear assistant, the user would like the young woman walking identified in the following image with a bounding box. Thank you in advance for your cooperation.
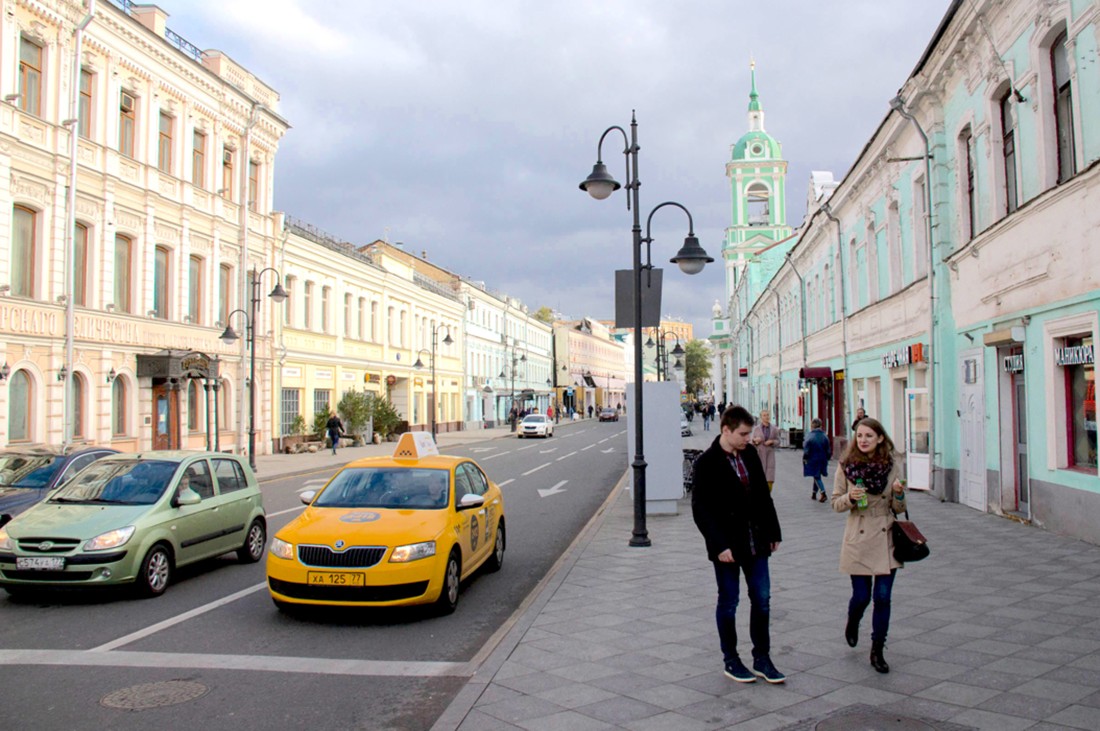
[831,417,907,673]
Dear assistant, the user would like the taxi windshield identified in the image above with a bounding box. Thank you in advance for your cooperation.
[315,467,449,509]
[49,460,177,505]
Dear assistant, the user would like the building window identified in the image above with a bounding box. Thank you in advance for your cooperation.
[158,112,173,173]
[344,293,352,337]
[218,264,232,325]
[1062,335,1096,469]
[112,378,127,436]
[221,147,234,199]
[886,202,902,293]
[280,388,300,436]
[18,37,42,116]
[188,379,201,431]
[283,276,294,326]
[913,176,928,278]
[78,69,93,138]
[192,130,206,188]
[304,282,314,329]
[248,160,259,211]
[314,389,331,419]
[8,370,31,442]
[12,206,36,298]
[72,373,85,439]
[399,310,407,347]
[371,301,379,341]
[1000,92,1018,215]
[1052,32,1076,184]
[746,183,770,226]
[358,297,366,340]
[119,91,136,157]
[74,223,88,307]
[153,246,170,318]
[114,234,132,313]
[188,256,203,324]
[219,381,232,431]
[960,127,976,240]
[322,286,331,332]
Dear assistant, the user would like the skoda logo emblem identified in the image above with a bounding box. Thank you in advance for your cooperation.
[38,541,54,551]
[335,540,345,549]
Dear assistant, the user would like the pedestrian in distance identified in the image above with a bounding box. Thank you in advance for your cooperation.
[587,404,594,419]
[691,405,786,685]
[751,409,778,491]
[850,407,867,435]
[831,417,907,674]
[325,413,345,456]
[803,418,831,502]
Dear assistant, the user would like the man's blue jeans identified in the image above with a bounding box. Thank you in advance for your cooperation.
[849,570,896,645]
[713,556,771,663]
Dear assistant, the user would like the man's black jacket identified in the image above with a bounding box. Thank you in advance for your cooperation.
[691,436,782,563]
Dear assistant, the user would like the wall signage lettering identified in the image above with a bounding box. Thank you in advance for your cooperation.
[1055,344,1094,366]
[882,343,926,369]
[1002,354,1024,373]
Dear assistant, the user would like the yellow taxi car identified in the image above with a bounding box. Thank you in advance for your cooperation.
[267,433,505,615]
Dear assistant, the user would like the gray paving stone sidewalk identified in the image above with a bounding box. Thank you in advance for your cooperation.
[450,442,1100,731]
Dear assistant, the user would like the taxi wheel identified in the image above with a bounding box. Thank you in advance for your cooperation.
[433,550,461,615]
[237,519,267,563]
[485,521,505,573]
[135,544,173,598]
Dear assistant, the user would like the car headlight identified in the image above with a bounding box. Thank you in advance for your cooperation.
[0,528,11,551]
[84,526,136,551]
[269,536,295,560]
[389,541,436,563]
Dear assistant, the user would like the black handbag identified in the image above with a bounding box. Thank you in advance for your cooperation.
[891,509,929,562]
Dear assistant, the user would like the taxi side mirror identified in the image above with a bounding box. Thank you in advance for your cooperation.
[457,493,485,511]
[299,490,317,505]
[175,488,201,507]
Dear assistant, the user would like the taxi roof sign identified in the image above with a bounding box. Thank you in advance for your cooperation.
[392,432,439,461]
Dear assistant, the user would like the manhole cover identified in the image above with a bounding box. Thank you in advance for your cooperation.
[100,680,209,710]
[817,711,935,731]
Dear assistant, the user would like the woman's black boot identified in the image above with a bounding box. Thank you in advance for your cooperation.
[844,616,859,648]
[870,642,889,673]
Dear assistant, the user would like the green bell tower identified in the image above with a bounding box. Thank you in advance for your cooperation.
[724,61,793,302]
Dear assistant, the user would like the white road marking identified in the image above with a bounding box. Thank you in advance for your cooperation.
[517,443,540,451]
[601,448,615,454]
[521,463,550,476]
[91,583,269,652]
[537,480,568,498]
[598,438,609,444]
[470,447,496,453]
[539,448,557,454]
[497,479,515,487]
[555,451,578,461]
[581,444,596,451]
[480,453,508,461]
[267,505,307,518]
[0,649,470,678]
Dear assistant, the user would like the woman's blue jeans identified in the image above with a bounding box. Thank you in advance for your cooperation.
[849,570,896,645]
[713,556,771,663]
[812,476,825,494]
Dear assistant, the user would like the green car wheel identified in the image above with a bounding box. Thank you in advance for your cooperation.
[135,544,172,598]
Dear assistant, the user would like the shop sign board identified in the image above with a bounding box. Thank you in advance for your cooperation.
[1003,354,1024,373]
[882,343,926,369]
[1055,344,1094,366]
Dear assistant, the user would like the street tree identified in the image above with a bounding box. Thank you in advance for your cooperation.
[533,306,554,324]
[684,340,711,397]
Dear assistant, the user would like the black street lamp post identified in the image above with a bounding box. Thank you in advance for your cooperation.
[580,112,713,547]
[413,324,453,440]
[500,347,526,431]
[646,330,684,381]
[219,267,288,471]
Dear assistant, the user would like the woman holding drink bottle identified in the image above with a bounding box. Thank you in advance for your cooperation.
[831,417,907,673]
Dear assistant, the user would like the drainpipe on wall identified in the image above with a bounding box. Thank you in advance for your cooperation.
[772,288,782,426]
[821,203,849,439]
[783,252,808,434]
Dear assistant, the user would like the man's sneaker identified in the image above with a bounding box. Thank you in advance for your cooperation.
[723,658,756,683]
[752,657,786,684]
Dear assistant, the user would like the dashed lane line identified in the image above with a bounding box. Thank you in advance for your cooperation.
[267,505,307,518]
[555,451,578,461]
[497,479,515,487]
[521,463,551,476]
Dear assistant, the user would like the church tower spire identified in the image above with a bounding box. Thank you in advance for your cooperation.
[748,58,764,131]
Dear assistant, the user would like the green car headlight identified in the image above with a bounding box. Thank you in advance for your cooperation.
[389,541,436,563]
[269,537,295,560]
[84,526,136,551]
[0,528,11,551]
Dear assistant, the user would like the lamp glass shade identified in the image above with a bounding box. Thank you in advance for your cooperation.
[442,333,454,346]
[671,342,685,356]
[670,234,713,275]
[413,358,424,369]
[579,162,621,200]
[268,282,288,303]
[219,325,239,345]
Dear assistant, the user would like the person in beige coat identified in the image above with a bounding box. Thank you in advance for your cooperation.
[831,417,907,674]
[751,410,778,490]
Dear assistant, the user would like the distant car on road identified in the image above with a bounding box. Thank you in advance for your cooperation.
[518,414,554,438]
[0,452,266,598]
[598,408,619,422]
[0,446,118,528]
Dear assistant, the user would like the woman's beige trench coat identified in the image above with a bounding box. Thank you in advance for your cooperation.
[831,462,907,575]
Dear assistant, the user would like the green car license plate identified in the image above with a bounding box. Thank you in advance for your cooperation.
[16,556,65,570]
[307,571,364,586]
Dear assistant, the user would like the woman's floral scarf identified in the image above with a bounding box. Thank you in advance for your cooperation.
[843,459,892,495]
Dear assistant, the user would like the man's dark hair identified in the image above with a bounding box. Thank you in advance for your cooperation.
[720,405,755,431]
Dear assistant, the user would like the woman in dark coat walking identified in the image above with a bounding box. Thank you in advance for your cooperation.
[803,418,831,502]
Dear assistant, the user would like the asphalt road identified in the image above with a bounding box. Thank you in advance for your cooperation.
[0,421,628,731]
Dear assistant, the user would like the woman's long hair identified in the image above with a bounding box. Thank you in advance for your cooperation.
[841,417,895,466]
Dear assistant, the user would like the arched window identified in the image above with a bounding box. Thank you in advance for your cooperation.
[153,246,170,318]
[8,370,32,442]
[887,202,903,293]
[112,378,127,436]
[114,234,133,313]
[12,206,37,298]
[72,373,86,439]
[219,380,232,431]
[1051,31,1076,184]
[74,223,89,307]
[283,275,294,326]
[746,183,770,226]
[188,255,203,324]
[188,379,201,431]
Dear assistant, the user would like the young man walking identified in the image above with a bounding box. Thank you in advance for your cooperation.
[691,405,786,684]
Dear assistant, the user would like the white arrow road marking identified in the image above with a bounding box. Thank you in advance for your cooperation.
[601,448,615,453]
[537,480,568,498]
[522,463,551,476]
[497,478,515,487]
[555,451,578,461]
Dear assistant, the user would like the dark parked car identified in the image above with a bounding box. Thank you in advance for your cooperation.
[0,447,118,527]
[598,408,619,422]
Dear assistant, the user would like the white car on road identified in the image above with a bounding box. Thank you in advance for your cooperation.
[518,414,554,438]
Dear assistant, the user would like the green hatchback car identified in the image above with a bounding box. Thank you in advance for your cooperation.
[0,451,266,598]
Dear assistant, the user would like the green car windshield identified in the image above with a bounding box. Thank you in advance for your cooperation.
[315,468,449,510]
[0,454,61,488]
[49,460,178,505]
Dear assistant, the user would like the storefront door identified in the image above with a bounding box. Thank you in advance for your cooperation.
[152,383,180,450]
[905,388,930,490]
[958,351,986,511]
[1012,374,1029,512]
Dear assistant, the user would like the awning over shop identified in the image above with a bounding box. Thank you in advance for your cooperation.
[799,366,832,379]
[583,375,597,387]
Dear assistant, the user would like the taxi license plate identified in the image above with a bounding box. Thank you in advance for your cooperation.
[16,556,65,571]
[307,572,364,586]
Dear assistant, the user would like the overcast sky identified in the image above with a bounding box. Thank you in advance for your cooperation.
[165,0,950,338]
